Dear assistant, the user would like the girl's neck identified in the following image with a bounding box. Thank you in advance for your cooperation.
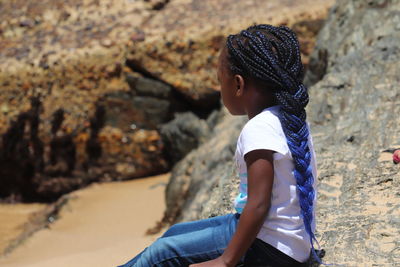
[245,90,276,120]
[247,106,269,120]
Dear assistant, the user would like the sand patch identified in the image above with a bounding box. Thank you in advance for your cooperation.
[0,203,47,255]
[378,152,393,162]
[0,173,169,267]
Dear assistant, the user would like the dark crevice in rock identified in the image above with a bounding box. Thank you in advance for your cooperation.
[145,0,170,11]
[85,104,106,166]
[48,109,76,177]
[0,97,42,202]
[125,58,221,120]
[125,58,161,81]
[0,97,136,203]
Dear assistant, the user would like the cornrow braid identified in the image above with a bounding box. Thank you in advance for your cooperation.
[226,24,321,263]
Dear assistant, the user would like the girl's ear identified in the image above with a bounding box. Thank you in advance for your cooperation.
[234,74,245,97]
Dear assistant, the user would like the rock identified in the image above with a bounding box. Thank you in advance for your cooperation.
[96,126,169,180]
[103,92,171,131]
[100,39,114,48]
[126,74,172,99]
[126,0,335,109]
[131,96,171,128]
[0,0,334,202]
[162,1,400,266]
[159,112,210,164]
[0,0,166,193]
[105,76,187,130]
[163,108,245,223]
[19,19,35,28]
[0,100,169,201]
[205,105,225,131]
[301,0,400,265]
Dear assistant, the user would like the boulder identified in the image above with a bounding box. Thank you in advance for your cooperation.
[102,92,170,131]
[160,112,210,164]
[126,75,172,99]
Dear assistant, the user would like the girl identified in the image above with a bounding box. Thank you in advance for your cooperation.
[118,24,318,267]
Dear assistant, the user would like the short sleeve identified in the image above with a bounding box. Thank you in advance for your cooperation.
[239,116,288,157]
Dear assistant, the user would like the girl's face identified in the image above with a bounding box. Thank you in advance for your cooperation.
[217,47,246,115]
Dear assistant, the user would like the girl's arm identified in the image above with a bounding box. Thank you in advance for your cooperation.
[190,149,274,267]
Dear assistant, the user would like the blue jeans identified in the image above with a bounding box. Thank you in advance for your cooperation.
[117,213,302,267]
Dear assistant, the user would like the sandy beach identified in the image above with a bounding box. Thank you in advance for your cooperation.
[0,173,169,267]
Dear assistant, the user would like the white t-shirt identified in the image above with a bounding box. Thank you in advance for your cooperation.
[233,105,317,263]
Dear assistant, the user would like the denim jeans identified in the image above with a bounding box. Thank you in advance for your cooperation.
[117,213,302,267]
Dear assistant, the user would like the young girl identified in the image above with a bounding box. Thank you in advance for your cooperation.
[118,24,318,267]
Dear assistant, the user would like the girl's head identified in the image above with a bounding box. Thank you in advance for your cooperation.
[219,24,319,260]
[218,24,308,117]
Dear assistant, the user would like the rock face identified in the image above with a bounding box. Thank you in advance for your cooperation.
[163,0,400,266]
[0,0,152,133]
[0,0,171,201]
[304,0,400,265]
[126,0,334,109]
[0,0,333,201]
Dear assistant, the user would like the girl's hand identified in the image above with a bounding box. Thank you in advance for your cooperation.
[189,257,230,267]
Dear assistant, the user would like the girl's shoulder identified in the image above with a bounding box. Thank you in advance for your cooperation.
[241,105,283,137]
[238,106,288,156]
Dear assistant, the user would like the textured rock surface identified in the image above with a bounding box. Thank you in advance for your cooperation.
[0,0,152,133]
[0,0,333,201]
[126,0,334,108]
[163,108,244,223]
[304,0,400,265]
[160,112,210,164]
[0,0,171,201]
[163,0,400,266]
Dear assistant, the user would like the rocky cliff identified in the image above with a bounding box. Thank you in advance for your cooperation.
[0,0,170,201]
[0,0,332,201]
[163,0,400,266]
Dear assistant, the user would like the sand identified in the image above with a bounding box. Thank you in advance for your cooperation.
[0,173,169,267]
[0,203,47,255]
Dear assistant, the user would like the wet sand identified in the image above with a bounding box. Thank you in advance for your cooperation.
[0,203,47,255]
[0,173,169,267]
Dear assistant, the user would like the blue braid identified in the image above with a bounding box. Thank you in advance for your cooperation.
[226,24,322,263]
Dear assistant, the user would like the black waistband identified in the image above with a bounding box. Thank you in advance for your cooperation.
[243,238,304,267]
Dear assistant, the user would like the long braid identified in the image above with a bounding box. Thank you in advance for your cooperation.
[226,24,321,262]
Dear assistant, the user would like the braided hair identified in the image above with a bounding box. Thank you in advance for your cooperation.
[225,24,319,261]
